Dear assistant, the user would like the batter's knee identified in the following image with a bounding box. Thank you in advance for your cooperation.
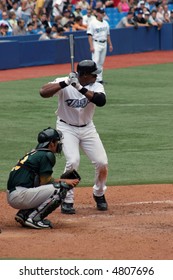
[99,164,108,176]
[95,161,108,174]
[95,163,108,182]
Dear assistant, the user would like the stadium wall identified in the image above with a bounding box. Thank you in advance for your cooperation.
[0,24,172,70]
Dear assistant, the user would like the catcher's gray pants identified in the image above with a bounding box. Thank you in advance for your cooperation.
[7,184,55,209]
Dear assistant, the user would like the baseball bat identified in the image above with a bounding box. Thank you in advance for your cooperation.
[69,34,76,86]
[69,34,75,72]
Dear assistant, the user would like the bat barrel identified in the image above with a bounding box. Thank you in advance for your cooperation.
[69,34,75,72]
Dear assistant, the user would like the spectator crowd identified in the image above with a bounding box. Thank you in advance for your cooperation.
[0,0,173,38]
[115,0,173,29]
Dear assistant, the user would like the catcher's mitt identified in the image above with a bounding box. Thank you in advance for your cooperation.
[60,169,81,181]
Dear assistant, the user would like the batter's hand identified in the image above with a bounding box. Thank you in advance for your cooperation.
[64,72,76,85]
[70,74,83,91]
[69,72,77,80]
[64,76,71,85]
[69,72,78,87]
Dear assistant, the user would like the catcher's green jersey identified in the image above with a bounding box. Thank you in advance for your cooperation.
[7,149,56,191]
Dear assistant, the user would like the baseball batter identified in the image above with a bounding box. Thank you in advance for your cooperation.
[87,7,113,83]
[40,60,108,214]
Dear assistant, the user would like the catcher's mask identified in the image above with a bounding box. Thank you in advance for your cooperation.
[36,127,63,153]
[77,60,101,76]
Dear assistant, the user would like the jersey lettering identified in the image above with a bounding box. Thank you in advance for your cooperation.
[11,155,29,171]
[65,98,89,108]
[95,26,108,33]
[11,150,36,171]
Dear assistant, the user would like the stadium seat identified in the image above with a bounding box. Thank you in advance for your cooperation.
[81,9,87,15]
[105,9,128,28]
[168,4,173,10]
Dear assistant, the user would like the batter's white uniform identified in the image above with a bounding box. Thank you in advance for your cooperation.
[87,18,110,82]
[49,77,108,203]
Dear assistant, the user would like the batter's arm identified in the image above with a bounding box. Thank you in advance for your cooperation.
[70,75,106,106]
[78,87,106,107]
[40,78,71,98]
[40,83,62,98]
[92,92,107,106]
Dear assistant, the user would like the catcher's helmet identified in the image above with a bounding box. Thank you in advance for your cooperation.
[77,60,101,76]
[36,127,63,151]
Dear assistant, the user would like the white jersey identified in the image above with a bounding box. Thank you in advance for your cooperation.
[82,14,96,26]
[50,77,105,126]
[87,18,110,41]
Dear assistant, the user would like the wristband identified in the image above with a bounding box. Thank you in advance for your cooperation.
[79,87,88,95]
[59,81,68,89]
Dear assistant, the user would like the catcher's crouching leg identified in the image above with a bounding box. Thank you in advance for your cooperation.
[24,182,72,229]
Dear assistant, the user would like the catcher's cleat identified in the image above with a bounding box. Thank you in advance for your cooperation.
[93,194,108,211]
[15,211,25,226]
[15,209,30,226]
[24,218,53,229]
[15,209,35,227]
[61,202,76,214]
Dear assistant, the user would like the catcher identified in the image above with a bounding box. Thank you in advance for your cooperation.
[7,127,80,229]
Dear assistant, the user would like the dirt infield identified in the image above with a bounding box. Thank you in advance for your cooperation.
[1,51,173,260]
[1,184,173,259]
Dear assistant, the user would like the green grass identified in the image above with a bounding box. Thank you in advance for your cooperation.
[1,63,173,190]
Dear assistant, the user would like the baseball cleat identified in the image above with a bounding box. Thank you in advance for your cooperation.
[15,209,28,226]
[24,218,52,229]
[15,209,36,227]
[61,202,76,214]
[93,194,108,211]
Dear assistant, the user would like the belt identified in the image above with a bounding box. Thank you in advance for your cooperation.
[60,119,87,127]
[94,40,106,43]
